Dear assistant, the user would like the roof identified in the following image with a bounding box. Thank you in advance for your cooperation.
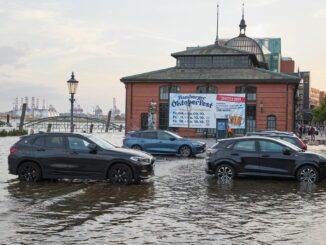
[121,67,300,83]
[225,35,266,64]
[171,44,256,57]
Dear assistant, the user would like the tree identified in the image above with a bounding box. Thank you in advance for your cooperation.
[312,97,326,124]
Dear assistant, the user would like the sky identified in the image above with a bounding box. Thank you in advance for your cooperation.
[0,0,325,113]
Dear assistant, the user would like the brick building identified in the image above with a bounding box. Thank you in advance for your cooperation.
[121,8,300,137]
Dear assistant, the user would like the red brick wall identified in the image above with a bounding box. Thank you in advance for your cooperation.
[124,82,296,137]
[281,60,295,73]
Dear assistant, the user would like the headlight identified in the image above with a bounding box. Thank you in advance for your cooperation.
[130,156,150,164]
[192,142,203,146]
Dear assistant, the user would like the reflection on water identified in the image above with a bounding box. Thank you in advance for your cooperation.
[2,136,326,243]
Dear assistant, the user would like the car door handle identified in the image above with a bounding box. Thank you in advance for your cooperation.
[36,148,45,151]
[231,153,239,156]
[70,151,78,155]
[262,154,270,158]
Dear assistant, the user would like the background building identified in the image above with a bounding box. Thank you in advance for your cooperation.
[255,38,281,72]
[121,12,300,137]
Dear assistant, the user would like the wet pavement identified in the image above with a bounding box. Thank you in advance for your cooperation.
[2,133,326,244]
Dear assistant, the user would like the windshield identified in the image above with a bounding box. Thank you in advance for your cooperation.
[87,135,116,150]
[166,131,183,139]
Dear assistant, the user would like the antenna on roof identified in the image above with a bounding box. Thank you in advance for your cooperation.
[215,2,219,45]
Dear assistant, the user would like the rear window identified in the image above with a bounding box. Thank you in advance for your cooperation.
[129,132,141,138]
[281,137,300,147]
[17,136,35,146]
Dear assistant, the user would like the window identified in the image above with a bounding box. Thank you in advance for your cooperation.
[196,85,217,94]
[267,115,277,130]
[246,105,256,132]
[158,132,172,140]
[140,132,157,139]
[33,136,45,147]
[159,104,169,130]
[235,86,256,102]
[233,140,256,152]
[259,140,283,153]
[159,86,180,100]
[140,113,148,130]
[68,137,90,151]
[45,136,65,149]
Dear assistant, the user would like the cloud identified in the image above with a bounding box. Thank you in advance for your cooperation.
[313,9,326,18]
[247,0,282,7]
[0,46,26,66]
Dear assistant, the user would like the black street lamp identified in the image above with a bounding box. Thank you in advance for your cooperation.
[67,72,79,132]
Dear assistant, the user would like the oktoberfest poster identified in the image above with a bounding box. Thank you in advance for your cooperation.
[215,94,246,129]
[169,93,216,128]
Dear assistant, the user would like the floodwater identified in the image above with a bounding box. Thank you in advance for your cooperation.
[2,133,326,244]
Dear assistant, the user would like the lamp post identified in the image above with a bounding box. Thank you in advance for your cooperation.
[67,72,79,132]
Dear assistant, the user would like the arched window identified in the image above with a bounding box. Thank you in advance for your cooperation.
[267,115,277,130]
[235,86,256,102]
[196,85,217,94]
[159,85,180,100]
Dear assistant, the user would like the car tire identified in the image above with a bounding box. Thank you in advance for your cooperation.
[131,145,142,151]
[109,163,133,185]
[215,163,235,181]
[178,145,192,157]
[18,162,42,182]
[296,165,319,184]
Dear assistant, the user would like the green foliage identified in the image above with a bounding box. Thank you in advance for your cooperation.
[0,129,28,137]
[313,97,326,123]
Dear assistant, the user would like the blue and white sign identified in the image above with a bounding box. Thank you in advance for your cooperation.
[169,93,216,128]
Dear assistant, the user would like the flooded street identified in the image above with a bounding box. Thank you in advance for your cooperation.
[2,133,326,244]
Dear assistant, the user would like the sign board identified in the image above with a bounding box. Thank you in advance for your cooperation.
[215,94,246,129]
[169,93,216,128]
[169,93,246,129]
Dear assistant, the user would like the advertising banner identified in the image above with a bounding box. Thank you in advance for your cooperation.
[169,93,216,128]
[168,93,246,129]
[215,94,246,129]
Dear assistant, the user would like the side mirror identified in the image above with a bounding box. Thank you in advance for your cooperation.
[282,148,291,155]
[170,137,176,141]
[87,143,97,153]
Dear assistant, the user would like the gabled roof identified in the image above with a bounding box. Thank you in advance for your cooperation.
[121,67,300,83]
[171,44,256,57]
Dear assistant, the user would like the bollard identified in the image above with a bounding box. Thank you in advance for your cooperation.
[90,124,94,133]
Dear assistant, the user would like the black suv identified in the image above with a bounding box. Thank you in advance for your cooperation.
[8,133,155,185]
[206,136,326,183]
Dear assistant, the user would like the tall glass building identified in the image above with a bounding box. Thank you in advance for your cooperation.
[255,38,281,72]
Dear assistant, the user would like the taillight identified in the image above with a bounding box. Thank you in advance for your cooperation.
[206,148,218,156]
[10,147,18,154]
[122,136,126,145]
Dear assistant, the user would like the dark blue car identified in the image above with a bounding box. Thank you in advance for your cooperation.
[122,130,206,157]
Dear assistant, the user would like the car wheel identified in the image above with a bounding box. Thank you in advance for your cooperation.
[109,163,132,185]
[18,162,42,182]
[179,145,192,157]
[131,145,142,151]
[215,164,235,181]
[297,165,319,184]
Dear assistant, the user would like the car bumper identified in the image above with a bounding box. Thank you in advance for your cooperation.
[192,144,206,154]
[135,164,154,179]
[8,155,18,175]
